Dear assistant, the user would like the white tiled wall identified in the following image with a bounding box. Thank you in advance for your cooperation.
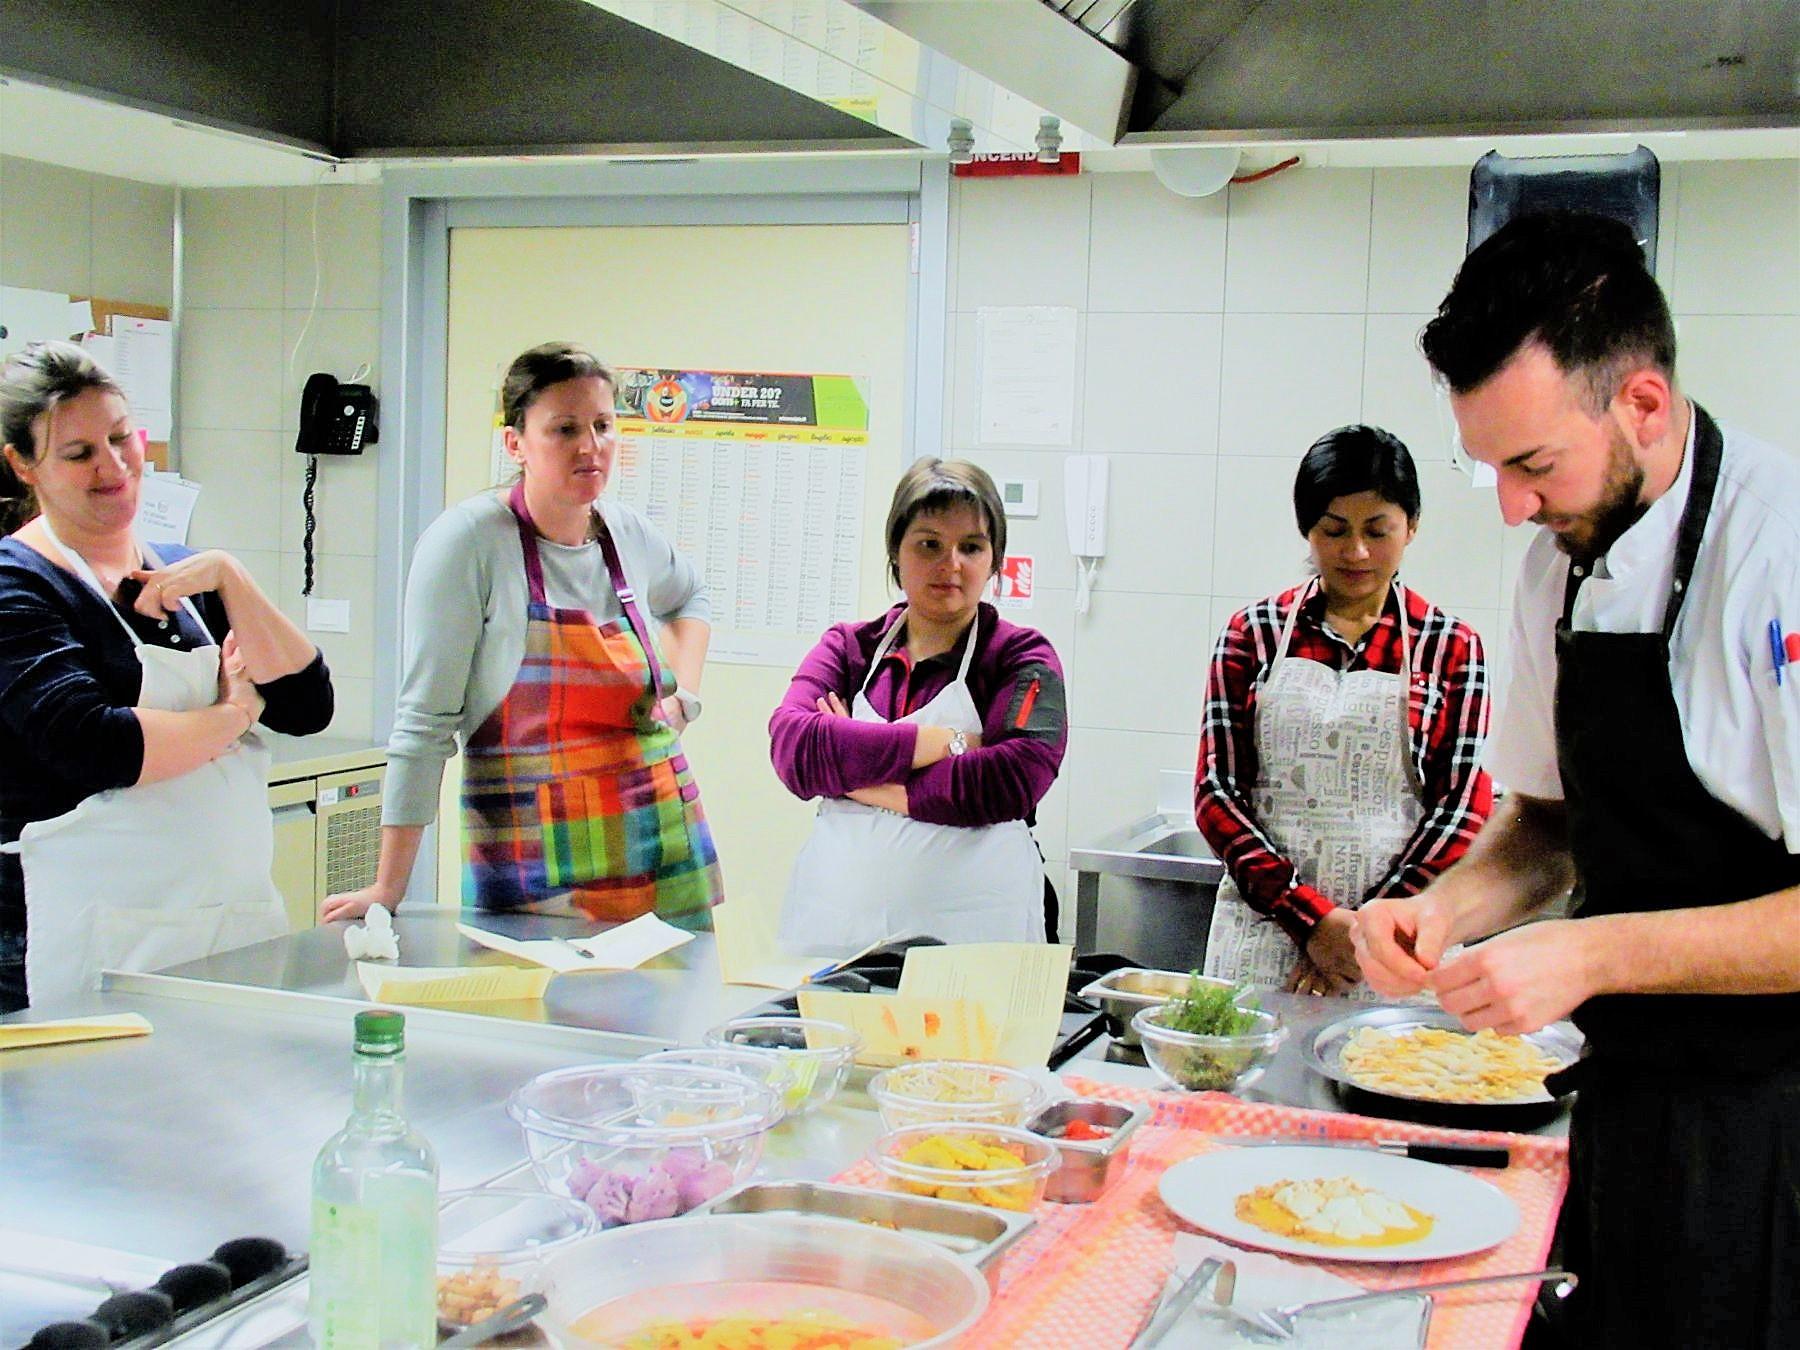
[0,155,175,313]
[944,160,1800,900]
[178,182,383,741]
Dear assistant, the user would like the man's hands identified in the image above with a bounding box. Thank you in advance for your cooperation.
[1352,892,1458,998]
[1354,893,1603,1035]
[1428,919,1600,1035]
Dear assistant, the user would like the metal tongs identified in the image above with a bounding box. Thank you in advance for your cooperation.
[1239,1266,1576,1340]
[1130,1256,1238,1347]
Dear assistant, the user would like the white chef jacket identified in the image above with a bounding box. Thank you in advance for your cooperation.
[1487,408,1800,851]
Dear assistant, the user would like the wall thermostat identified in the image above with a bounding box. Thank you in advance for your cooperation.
[998,477,1039,519]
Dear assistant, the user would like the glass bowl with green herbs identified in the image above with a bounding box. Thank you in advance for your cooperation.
[1131,976,1285,1093]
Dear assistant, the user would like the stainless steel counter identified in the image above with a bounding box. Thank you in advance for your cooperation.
[0,913,859,1344]
[128,910,776,1053]
[1,913,1565,1345]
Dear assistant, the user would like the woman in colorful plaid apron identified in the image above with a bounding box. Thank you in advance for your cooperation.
[460,481,721,924]
[322,343,720,927]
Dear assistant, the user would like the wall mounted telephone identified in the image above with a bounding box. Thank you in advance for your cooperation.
[295,371,379,597]
[296,372,379,456]
[1064,453,1109,613]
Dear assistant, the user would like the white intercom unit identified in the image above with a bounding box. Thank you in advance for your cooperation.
[1064,454,1109,612]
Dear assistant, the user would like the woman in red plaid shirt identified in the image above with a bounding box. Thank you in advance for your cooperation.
[1194,425,1493,995]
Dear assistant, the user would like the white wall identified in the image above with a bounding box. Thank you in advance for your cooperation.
[163,157,1800,906]
[0,154,174,307]
[940,160,1800,903]
[177,183,384,740]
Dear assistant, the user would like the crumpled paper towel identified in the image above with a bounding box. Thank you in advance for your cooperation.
[344,903,400,961]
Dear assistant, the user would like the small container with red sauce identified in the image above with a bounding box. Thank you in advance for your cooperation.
[1024,1099,1149,1204]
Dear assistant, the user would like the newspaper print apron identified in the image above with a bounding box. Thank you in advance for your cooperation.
[779,609,1045,957]
[9,526,285,1007]
[1203,580,1423,992]
[459,485,722,927]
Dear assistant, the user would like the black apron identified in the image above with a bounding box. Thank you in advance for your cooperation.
[1543,404,1800,1349]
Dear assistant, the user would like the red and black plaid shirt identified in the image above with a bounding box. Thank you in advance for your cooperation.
[1194,580,1493,945]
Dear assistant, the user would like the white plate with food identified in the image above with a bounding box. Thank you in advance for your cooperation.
[1305,1007,1581,1115]
[1158,1145,1520,1263]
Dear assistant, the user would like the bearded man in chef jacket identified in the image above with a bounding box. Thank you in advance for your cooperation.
[1354,212,1800,1349]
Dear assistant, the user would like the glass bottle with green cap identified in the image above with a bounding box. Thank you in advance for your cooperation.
[309,1009,439,1348]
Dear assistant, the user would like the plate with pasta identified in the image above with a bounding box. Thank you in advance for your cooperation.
[1305,1008,1583,1121]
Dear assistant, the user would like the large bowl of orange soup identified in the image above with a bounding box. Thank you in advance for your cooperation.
[532,1212,990,1348]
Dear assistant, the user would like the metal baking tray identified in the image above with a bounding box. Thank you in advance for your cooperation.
[1025,1099,1150,1203]
[691,1180,1034,1290]
[1076,968,1223,1047]
[1304,1006,1583,1128]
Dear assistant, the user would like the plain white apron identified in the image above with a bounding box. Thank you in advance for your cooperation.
[1203,580,1424,994]
[779,611,1046,957]
[9,527,286,1007]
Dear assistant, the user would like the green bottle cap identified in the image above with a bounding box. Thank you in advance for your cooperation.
[353,1009,405,1055]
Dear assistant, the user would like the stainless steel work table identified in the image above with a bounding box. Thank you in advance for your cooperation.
[0,913,874,1344]
[1,914,1567,1344]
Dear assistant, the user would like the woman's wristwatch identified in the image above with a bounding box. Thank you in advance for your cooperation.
[947,729,968,757]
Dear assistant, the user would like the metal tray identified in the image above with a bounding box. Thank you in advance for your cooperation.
[1076,968,1223,1047]
[1304,1006,1583,1128]
[691,1180,1033,1290]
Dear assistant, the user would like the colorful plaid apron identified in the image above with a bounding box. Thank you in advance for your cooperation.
[459,484,722,927]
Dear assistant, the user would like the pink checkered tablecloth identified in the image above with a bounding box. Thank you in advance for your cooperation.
[832,1078,1569,1348]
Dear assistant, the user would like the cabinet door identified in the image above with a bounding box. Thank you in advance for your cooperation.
[269,781,318,932]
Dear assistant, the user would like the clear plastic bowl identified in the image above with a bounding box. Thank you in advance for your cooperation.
[642,1046,797,1120]
[866,1060,1046,1131]
[867,1124,1059,1212]
[1132,1004,1286,1093]
[701,1016,861,1116]
[435,1188,594,1329]
[533,1213,989,1348]
[507,1063,783,1227]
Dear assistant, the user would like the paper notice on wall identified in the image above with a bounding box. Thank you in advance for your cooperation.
[610,367,869,667]
[0,286,82,361]
[111,317,173,441]
[977,307,1078,446]
[135,472,200,545]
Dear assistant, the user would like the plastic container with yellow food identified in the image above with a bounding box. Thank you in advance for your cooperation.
[866,1125,1058,1212]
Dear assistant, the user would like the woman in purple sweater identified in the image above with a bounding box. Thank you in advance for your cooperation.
[771,458,1068,956]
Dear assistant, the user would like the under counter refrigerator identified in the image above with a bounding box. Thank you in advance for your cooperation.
[265,736,386,931]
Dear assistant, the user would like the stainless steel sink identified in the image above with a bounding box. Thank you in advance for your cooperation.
[1068,813,1224,964]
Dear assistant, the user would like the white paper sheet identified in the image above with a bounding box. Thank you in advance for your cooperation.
[135,472,200,545]
[457,913,694,973]
[977,306,1079,446]
[0,285,81,361]
[609,432,864,668]
[110,316,173,441]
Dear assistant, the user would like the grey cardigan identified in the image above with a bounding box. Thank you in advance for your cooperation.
[381,491,710,825]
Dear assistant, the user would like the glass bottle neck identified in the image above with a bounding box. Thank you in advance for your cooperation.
[350,1050,405,1125]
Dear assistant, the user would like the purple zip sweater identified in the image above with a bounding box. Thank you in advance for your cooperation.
[769,602,1068,828]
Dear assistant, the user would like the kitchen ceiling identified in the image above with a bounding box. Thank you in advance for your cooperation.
[0,0,1793,173]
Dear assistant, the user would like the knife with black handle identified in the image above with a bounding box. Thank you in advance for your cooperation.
[1202,1134,1510,1168]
